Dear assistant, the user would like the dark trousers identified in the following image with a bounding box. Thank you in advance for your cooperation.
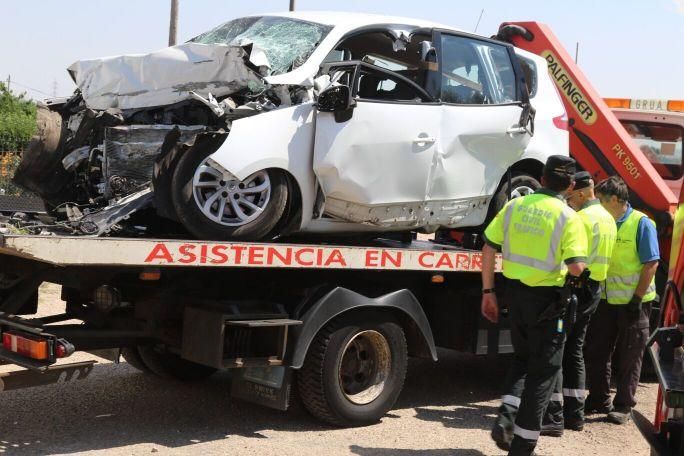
[497,281,565,456]
[545,279,602,423]
[585,299,651,409]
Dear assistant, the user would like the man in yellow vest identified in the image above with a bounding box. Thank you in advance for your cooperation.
[482,155,587,455]
[542,171,617,435]
[585,176,660,425]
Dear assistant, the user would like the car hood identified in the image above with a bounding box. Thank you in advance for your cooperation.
[67,42,268,110]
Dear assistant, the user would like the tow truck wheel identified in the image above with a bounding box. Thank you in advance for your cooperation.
[137,345,217,382]
[121,347,151,373]
[297,312,407,426]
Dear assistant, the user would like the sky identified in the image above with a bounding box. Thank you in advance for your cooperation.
[1,0,682,101]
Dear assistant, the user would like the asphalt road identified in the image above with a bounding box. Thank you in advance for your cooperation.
[0,285,657,455]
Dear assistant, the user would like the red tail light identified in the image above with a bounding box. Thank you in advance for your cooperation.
[553,113,569,131]
[3,331,49,360]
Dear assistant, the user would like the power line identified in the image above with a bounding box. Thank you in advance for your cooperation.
[6,80,53,97]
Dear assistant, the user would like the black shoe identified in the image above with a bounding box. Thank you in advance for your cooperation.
[584,400,614,414]
[564,418,585,431]
[540,421,564,437]
[491,423,513,451]
[607,406,631,425]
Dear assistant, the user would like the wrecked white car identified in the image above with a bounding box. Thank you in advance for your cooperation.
[14,12,568,240]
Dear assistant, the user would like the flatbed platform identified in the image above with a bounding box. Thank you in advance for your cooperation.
[0,234,500,272]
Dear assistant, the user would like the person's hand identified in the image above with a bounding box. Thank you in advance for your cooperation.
[481,293,499,323]
[627,295,642,322]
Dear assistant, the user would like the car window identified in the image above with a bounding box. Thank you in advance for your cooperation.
[621,120,683,180]
[440,34,518,105]
[356,69,426,102]
[190,16,332,75]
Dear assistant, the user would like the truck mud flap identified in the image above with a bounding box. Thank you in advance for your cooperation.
[230,366,293,411]
[631,409,677,456]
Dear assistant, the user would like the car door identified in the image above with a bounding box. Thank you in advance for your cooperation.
[313,62,442,226]
[430,32,532,217]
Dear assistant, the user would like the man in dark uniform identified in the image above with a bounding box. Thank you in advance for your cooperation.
[542,171,617,435]
[481,155,587,455]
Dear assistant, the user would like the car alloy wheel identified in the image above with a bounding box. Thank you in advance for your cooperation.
[192,158,271,226]
[510,184,536,199]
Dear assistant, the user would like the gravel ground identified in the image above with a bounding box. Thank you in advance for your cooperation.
[0,284,657,455]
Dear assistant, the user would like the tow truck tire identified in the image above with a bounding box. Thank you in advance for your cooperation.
[137,345,217,381]
[121,347,151,373]
[297,312,408,427]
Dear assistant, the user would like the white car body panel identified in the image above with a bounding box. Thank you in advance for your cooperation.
[518,50,569,167]
[208,103,318,227]
[433,104,529,227]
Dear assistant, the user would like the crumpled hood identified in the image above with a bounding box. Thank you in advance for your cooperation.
[68,42,267,110]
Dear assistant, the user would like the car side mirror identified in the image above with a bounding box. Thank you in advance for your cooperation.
[317,85,356,122]
[419,41,438,71]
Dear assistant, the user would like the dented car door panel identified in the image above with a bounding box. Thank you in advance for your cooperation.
[313,100,442,227]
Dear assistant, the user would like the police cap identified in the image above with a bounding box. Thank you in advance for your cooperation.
[573,171,593,190]
[543,155,576,177]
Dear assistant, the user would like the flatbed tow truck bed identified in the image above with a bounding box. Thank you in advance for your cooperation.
[0,233,506,423]
[0,234,498,272]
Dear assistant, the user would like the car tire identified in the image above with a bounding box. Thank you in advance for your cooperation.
[137,345,217,381]
[297,312,408,427]
[490,171,541,215]
[170,145,290,241]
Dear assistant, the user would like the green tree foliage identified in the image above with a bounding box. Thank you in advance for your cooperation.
[0,82,37,151]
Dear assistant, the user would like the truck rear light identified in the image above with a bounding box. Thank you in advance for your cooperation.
[553,113,569,131]
[604,98,631,109]
[667,100,684,112]
[3,331,49,360]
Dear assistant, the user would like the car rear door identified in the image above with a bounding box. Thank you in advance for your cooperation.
[431,31,532,217]
[313,63,442,226]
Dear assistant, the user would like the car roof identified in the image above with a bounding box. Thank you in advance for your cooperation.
[255,10,458,33]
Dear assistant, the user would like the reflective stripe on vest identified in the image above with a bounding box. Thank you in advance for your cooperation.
[605,209,657,304]
[499,194,580,287]
[578,203,617,282]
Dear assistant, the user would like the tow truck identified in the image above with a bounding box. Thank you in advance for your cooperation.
[0,21,678,426]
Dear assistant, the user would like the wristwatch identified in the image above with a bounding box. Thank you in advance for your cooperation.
[482,288,496,294]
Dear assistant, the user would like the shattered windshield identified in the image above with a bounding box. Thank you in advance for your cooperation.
[191,16,332,75]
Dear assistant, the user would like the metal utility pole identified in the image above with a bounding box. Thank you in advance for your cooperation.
[575,42,579,64]
[289,0,296,11]
[5,75,9,91]
[168,0,179,46]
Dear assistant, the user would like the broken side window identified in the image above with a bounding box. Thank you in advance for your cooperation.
[191,16,333,75]
[329,29,431,100]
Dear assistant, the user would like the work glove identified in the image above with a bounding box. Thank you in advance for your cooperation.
[626,295,643,322]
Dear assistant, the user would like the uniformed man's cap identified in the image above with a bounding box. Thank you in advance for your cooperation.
[573,171,593,190]
[543,155,576,177]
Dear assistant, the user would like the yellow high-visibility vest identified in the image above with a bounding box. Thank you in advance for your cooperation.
[485,192,587,287]
[578,200,617,282]
[605,209,657,304]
